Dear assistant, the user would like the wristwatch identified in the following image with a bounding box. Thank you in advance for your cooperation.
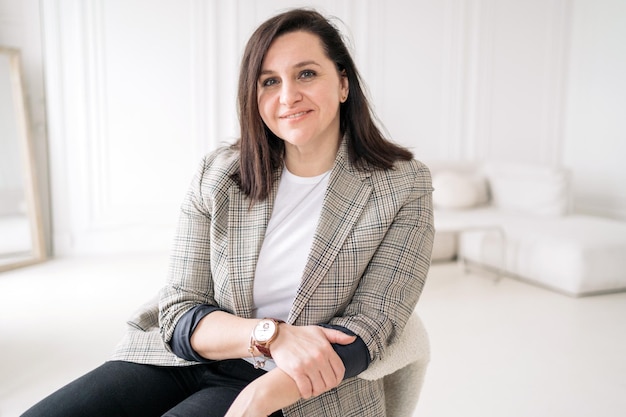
[251,318,284,358]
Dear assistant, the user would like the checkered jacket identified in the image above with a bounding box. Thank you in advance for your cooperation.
[111,141,434,416]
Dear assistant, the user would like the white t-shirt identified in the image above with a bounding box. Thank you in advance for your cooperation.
[252,167,331,321]
[245,167,330,370]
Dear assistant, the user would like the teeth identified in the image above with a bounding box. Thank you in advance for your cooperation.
[284,111,307,119]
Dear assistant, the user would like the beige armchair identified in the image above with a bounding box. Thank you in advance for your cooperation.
[358,311,431,417]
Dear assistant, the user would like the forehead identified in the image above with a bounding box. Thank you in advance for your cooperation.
[262,31,329,69]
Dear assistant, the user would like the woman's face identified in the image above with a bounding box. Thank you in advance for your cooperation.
[257,31,349,160]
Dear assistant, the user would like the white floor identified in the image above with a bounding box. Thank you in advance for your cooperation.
[1,254,625,417]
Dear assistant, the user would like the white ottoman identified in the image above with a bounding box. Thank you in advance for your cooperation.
[459,214,626,296]
[431,230,457,262]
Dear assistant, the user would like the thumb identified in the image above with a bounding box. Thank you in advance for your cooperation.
[321,328,357,345]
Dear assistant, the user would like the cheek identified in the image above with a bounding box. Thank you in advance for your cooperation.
[257,96,272,125]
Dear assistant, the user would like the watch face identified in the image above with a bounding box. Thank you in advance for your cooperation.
[254,319,277,343]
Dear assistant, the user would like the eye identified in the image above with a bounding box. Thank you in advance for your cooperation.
[299,70,316,80]
[260,77,279,87]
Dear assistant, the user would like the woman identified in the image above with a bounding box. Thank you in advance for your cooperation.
[22,8,434,417]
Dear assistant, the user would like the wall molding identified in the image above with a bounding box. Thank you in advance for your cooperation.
[467,0,496,161]
[81,0,110,226]
[41,0,73,253]
[40,0,619,254]
[440,0,471,159]
[539,0,572,166]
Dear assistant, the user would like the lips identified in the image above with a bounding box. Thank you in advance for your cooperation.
[280,110,311,119]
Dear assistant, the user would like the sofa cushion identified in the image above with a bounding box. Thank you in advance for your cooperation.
[430,230,457,262]
[432,171,488,209]
[484,163,570,217]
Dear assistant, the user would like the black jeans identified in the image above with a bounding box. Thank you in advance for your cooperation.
[21,359,284,417]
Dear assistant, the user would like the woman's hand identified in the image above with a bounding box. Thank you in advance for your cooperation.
[224,368,300,417]
[226,324,357,417]
[270,324,356,399]
[224,328,353,417]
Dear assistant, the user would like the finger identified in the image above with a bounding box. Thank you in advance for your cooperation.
[293,373,314,399]
[312,349,345,395]
[310,369,329,397]
[327,351,346,384]
[321,328,357,345]
[316,364,341,395]
[291,349,339,398]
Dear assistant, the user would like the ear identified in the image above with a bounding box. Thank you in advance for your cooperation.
[340,70,349,102]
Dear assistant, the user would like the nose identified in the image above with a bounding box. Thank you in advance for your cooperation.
[279,80,302,106]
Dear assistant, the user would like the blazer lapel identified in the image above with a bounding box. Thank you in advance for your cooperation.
[227,174,279,318]
[289,144,372,323]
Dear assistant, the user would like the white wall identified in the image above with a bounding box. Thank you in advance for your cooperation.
[373,0,571,164]
[29,0,626,254]
[563,0,626,220]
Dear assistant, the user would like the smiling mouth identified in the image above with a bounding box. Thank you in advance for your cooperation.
[281,111,310,119]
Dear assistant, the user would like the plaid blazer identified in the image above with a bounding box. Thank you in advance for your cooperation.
[111,141,434,416]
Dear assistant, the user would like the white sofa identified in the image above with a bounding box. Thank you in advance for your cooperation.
[428,160,626,297]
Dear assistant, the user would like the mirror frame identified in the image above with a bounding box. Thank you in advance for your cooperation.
[0,46,46,272]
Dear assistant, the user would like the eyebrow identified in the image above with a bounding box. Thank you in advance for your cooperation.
[259,60,322,76]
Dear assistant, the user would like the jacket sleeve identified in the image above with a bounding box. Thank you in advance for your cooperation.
[319,324,371,378]
[158,152,224,345]
[329,160,434,363]
[170,304,371,379]
[169,304,225,362]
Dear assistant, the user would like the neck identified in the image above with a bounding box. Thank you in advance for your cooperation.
[284,141,339,177]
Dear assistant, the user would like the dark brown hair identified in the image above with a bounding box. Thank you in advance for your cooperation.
[235,8,413,202]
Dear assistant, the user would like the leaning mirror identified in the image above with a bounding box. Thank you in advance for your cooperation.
[0,47,45,272]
